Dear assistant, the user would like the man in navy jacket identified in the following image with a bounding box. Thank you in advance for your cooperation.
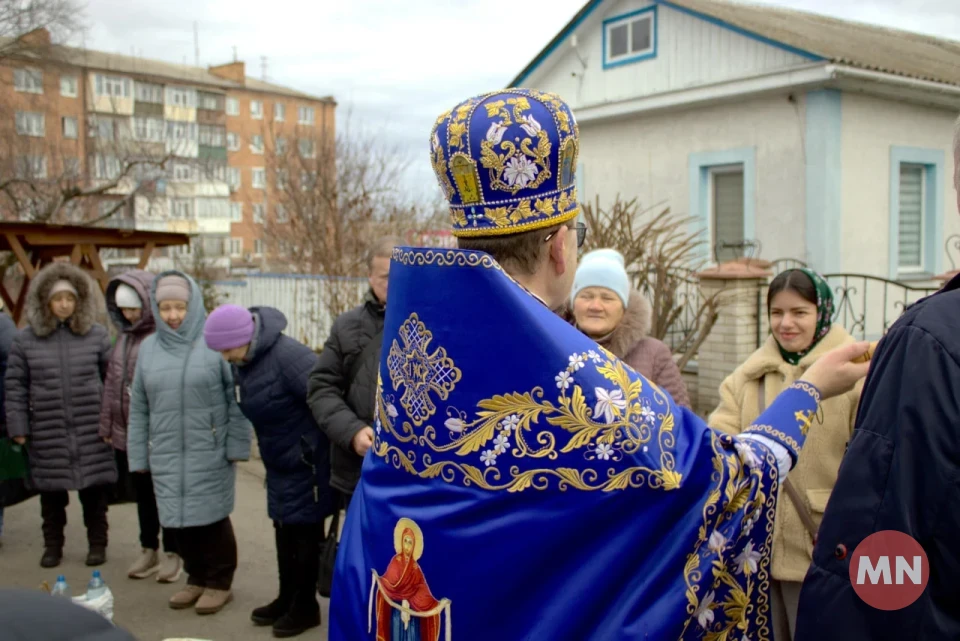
[205,304,333,638]
[795,120,960,639]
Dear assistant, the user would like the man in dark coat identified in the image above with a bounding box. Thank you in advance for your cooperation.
[795,121,960,639]
[0,303,18,546]
[307,237,398,509]
[205,303,333,638]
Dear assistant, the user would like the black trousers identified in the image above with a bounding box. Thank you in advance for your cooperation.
[127,464,177,553]
[39,484,110,549]
[275,521,323,610]
[170,517,237,591]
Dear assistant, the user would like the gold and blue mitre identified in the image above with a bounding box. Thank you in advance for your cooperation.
[329,246,824,641]
[430,88,581,237]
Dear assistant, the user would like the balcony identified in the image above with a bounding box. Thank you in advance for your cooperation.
[198,145,227,163]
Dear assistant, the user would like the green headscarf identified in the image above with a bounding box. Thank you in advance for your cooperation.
[775,268,835,366]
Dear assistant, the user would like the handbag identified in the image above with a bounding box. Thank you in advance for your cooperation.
[318,496,343,598]
[0,438,28,482]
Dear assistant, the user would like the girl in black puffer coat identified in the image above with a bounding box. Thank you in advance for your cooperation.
[4,262,113,569]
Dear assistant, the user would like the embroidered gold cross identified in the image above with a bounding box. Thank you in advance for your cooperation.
[795,410,815,437]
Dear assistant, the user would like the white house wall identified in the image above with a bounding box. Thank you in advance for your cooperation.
[529,0,813,110]
[577,92,806,264]
[839,92,959,277]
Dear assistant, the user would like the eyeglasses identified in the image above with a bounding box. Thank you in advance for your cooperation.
[545,221,587,248]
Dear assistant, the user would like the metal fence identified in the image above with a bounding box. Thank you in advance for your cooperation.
[214,274,367,350]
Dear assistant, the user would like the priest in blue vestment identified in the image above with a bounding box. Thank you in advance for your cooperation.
[328,89,870,641]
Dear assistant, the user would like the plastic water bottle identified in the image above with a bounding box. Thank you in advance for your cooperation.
[51,575,70,597]
[86,570,107,600]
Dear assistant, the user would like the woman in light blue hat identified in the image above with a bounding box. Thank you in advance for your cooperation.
[569,248,690,408]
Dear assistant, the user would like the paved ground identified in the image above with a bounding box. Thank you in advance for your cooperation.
[0,461,331,641]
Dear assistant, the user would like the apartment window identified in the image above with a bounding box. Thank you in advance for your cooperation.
[173,163,196,182]
[230,202,243,222]
[889,147,945,278]
[230,238,243,256]
[62,116,78,139]
[171,199,193,219]
[227,132,240,151]
[298,139,316,158]
[198,92,223,111]
[250,100,263,119]
[135,81,164,104]
[252,168,266,189]
[274,103,285,121]
[207,164,228,183]
[254,239,264,255]
[199,125,226,147]
[197,198,229,218]
[275,136,287,155]
[15,111,45,137]
[253,203,265,224]
[275,203,288,223]
[250,134,264,154]
[603,7,657,68]
[60,75,78,98]
[16,156,47,179]
[95,74,131,98]
[227,167,241,190]
[166,86,195,108]
[298,106,315,125]
[14,68,43,93]
[226,97,240,116]
[134,117,164,142]
[167,121,197,142]
[64,157,81,178]
[92,154,122,180]
[300,171,316,191]
[276,169,288,189]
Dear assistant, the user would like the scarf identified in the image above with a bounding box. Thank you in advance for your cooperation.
[777,267,835,365]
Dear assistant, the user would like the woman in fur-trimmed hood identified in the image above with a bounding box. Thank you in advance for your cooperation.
[568,249,691,408]
[4,262,114,569]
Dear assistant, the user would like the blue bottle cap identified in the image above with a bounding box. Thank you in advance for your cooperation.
[92,570,101,578]
[56,575,65,581]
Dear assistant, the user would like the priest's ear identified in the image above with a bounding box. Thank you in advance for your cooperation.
[545,224,573,276]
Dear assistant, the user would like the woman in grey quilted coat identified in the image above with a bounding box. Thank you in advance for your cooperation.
[4,262,113,569]
[126,272,251,616]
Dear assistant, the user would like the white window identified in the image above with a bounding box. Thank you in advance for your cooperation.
[226,97,240,116]
[166,121,197,141]
[64,157,81,178]
[60,75,78,98]
[300,170,316,191]
[250,100,263,119]
[897,164,924,271]
[135,81,163,103]
[227,167,241,190]
[197,199,229,218]
[62,116,78,139]
[275,136,287,155]
[16,156,47,179]
[227,132,240,151]
[15,111,45,137]
[274,103,285,121]
[298,138,315,158]
[171,199,193,219]
[166,86,195,108]
[253,203,265,224]
[604,9,656,66]
[95,74,131,98]
[198,92,222,111]
[93,117,115,141]
[14,68,43,94]
[254,239,264,254]
[276,169,288,189]
[252,168,266,189]
[173,163,196,182]
[205,164,227,182]
[133,117,164,142]
[199,125,225,147]
[298,106,315,125]
[92,154,122,180]
[275,203,288,223]
[230,238,243,256]
[230,202,243,221]
[709,165,745,254]
[250,134,264,154]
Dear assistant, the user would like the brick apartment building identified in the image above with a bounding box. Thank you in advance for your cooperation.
[0,28,335,274]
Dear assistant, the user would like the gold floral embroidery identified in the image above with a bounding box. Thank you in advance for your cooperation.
[390,248,503,272]
[478,96,553,196]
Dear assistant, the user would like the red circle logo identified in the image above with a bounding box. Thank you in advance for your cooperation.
[849,530,928,610]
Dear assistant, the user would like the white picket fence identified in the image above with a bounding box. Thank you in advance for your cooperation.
[214,274,368,350]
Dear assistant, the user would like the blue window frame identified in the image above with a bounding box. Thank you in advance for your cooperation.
[687,148,756,263]
[888,146,944,279]
[602,6,658,70]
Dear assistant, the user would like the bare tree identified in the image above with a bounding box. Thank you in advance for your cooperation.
[0,0,85,63]
[580,195,723,369]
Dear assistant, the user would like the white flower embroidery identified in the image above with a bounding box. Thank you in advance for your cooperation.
[640,404,656,424]
[587,350,602,363]
[503,155,538,188]
[485,121,507,145]
[444,417,466,435]
[735,440,760,469]
[708,531,727,554]
[520,114,542,137]
[500,414,520,434]
[569,353,585,371]
[493,433,511,455]
[480,450,497,467]
[594,387,627,424]
[556,371,574,390]
[374,416,382,435]
[743,517,755,536]
[694,590,715,629]
[386,403,398,419]
[735,541,761,576]
[595,443,614,460]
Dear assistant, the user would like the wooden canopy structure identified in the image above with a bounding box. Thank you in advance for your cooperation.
[0,223,190,324]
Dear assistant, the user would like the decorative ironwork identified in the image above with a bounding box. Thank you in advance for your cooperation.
[946,234,960,272]
[824,274,938,340]
[769,258,808,276]
[713,239,761,264]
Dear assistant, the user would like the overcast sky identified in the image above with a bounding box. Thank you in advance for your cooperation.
[80,0,960,199]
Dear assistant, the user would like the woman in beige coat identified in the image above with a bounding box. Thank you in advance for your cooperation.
[708,268,861,641]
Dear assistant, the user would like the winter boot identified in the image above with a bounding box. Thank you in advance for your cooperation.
[251,596,291,626]
[272,600,321,638]
[40,547,62,568]
[195,588,233,615]
[169,585,204,610]
[85,545,107,566]
[157,552,183,583]
[127,548,160,578]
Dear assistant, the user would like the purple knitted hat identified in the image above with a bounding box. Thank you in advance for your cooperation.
[204,304,255,351]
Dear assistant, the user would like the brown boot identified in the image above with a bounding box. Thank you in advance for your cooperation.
[168,585,204,610]
[195,588,233,615]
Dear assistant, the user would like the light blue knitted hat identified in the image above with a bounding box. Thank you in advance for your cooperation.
[571,248,630,308]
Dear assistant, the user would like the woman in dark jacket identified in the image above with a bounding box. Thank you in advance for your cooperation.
[205,303,333,638]
[4,262,113,569]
